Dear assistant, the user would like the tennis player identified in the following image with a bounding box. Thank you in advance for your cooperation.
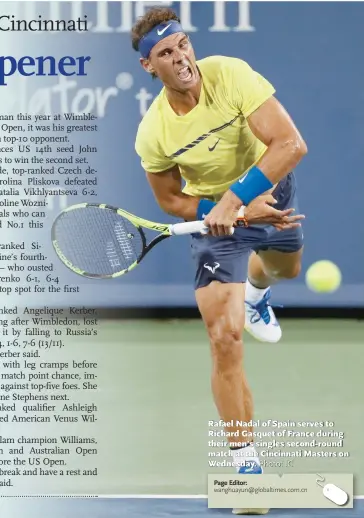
[132,7,307,515]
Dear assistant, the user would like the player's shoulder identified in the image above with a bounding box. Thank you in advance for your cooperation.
[197,55,252,79]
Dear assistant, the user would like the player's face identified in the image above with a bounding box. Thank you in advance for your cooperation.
[147,33,199,90]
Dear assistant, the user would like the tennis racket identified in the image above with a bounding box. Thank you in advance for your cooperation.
[51,202,214,279]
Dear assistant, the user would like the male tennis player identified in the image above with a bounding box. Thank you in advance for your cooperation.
[132,7,307,515]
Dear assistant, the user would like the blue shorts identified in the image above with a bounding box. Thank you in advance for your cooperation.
[191,172,303,290]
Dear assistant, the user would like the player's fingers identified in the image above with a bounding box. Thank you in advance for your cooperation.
[217,224,227,236]
[225,225,234,236]
[213,223,233,236]
[273,222,286,230]
[209,223,220,237]
[203,217,217,237]
[221,224,233,236]
[269,207,295,218]
[277,215,304,225]
[271,211,305,223]
[260,194,277,205]
[286,214,305,222]
[284,223,301,230]
[263,208,293,222]
[278,219,303,228]
[281,217,304,227]
[208,222,226,237]
[203,219,214,236]
[273,222,301,230]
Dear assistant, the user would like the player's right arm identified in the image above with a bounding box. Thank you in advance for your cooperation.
[135,112,201,221]
[145,165,200,221]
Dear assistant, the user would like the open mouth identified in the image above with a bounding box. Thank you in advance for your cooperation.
[177,65,193,82]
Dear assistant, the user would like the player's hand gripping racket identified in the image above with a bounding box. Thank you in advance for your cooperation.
[51,203,216,279]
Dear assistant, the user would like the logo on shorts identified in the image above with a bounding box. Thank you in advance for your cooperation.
[204,262,220,274]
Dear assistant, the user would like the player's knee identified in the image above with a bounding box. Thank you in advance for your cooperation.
[269,261,301,280]
[279,262,301,279]
[207,320,243,369]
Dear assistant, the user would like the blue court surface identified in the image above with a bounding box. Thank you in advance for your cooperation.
[1,498,363,518]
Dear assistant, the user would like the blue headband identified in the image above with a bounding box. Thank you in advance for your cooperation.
[139,21,184,59]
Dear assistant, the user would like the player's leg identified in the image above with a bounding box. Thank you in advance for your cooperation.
[245,172,303,343]
[192,233,269,515]
[248,248,302,288]
[196,282,268,515]
[195,282,254,443]
[192,232,258,447]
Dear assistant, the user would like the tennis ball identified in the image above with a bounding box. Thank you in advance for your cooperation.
[305,260,342,293]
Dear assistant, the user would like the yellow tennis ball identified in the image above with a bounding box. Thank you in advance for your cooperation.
[305,260,342,293]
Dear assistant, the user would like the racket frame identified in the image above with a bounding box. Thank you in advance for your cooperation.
[51,203,203,279]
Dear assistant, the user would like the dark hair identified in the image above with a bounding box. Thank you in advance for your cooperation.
[131,7,180,52]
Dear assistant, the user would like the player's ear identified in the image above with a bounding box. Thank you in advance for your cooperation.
[140,58,155,76]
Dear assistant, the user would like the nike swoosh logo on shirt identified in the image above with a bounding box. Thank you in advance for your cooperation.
[166,115,238,159]
[208,138,220,152]
[157,24,172,36]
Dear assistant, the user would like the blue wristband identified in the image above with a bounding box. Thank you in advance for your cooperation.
[197,199,216,220]
[230,166,273,205]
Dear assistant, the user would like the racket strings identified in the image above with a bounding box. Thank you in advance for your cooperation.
[53,207,143,276]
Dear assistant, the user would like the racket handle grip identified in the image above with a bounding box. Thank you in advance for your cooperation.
[169,221,234,236]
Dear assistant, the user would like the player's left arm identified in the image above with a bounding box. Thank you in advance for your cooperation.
[247,96,307,184]
[217,95,307,210]
[204,60,307,235]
